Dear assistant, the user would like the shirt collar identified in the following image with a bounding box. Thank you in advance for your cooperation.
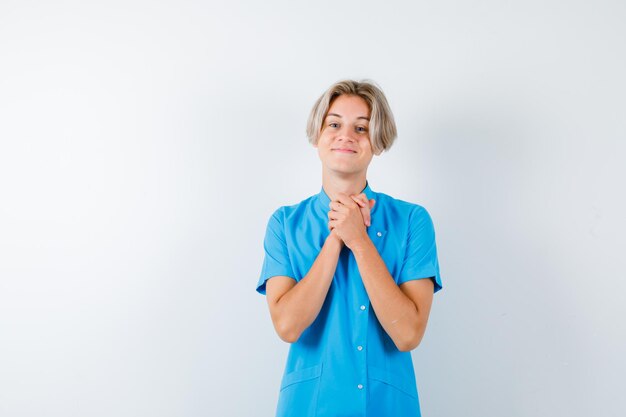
[317,180,378,214]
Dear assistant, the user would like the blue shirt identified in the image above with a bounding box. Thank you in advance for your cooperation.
[257,181,442,417]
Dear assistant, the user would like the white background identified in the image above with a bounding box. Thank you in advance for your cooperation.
[1,1,625,416]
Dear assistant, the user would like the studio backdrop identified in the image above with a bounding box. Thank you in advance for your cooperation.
[0,1,625,416]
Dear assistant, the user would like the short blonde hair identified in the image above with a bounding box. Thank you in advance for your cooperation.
[306,79,397,155]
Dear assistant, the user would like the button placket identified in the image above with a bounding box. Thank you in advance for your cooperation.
[356,301,369,400]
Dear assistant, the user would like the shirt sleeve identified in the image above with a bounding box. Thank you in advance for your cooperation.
[256,208,296,295]
[397,205,443,293]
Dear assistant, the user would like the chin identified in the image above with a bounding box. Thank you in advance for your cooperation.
[327,165,365,175]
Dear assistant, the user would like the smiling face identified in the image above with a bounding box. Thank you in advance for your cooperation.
[314,94,376,177]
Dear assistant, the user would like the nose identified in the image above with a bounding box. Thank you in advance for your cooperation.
[337,125,356,143]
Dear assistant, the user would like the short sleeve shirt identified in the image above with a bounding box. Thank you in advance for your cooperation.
[257,181,442,417]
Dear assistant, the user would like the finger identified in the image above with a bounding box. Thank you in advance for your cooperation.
[354,193,368,205]
[350,194,369,209]
[353,199,369,224]
[329,201,348,213]
[364,199,376,227]
[363,214,370,227]
[336,193,358,208]
[350,195,367,207]
[357,198,371,226]
[347,194,369,226]
[356,194,372,226]
[352,192,367,201]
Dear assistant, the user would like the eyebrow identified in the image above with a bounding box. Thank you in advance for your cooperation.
[326,112,370,121]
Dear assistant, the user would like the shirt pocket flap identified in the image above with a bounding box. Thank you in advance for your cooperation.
[368,365,417,398]
[280,364,323,391]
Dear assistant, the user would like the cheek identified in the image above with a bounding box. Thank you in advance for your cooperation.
[318,131,331,144]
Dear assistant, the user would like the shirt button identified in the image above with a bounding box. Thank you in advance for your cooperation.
[377,231,382,237]
[360,305,366,311]
[357,345,363,351]
[357,384,364,390]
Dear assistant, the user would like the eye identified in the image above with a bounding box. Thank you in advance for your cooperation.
[329,122,339,128]
[356,126,368,133]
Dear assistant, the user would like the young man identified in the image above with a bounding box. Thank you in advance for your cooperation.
[256,80,442,417]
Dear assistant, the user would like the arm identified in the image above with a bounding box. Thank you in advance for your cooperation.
[265,231,343,343]
[351,239,434,351]
[329,194,435,352]
[264,193,375,344]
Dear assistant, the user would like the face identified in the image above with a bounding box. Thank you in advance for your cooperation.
[314,94,376,176]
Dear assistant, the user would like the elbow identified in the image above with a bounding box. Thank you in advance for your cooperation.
[395,325,427,352]
[396,336,421,352]
[269,301,305,343]
[274,320,303,344]
[277,330,300,344]
[396,340,419,352]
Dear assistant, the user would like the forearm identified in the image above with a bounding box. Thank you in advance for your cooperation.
[273,234,343,342]
[351,238,425,351]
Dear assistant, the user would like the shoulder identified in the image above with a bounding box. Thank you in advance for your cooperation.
[267,193,318,223]
[374,190,432,220]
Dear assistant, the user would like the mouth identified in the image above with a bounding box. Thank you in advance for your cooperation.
[332,149,357,153]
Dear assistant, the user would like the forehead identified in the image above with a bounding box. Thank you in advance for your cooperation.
[327,94,370,117]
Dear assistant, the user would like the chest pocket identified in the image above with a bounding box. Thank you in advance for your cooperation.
[369,228,405,282]
[277,364,323,417]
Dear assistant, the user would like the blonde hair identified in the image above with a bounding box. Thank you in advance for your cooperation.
[306,79,397,155]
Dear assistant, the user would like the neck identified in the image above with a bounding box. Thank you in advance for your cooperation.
[321,170,368,202]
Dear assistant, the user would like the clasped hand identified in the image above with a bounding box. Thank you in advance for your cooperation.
[328,193,375,249]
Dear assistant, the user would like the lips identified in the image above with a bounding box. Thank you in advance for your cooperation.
[332,148,357,153]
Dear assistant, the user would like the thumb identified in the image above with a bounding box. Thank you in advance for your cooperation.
[369,199,376,209]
